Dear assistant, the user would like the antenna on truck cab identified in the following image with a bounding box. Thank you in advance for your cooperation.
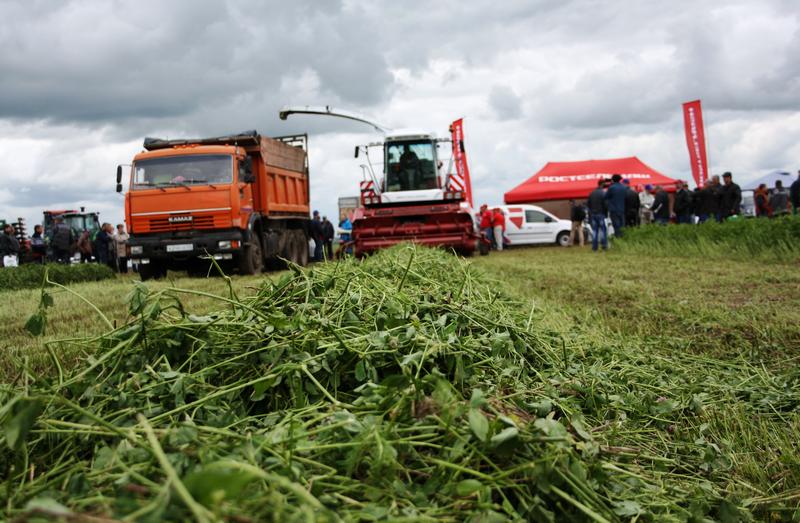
[279,105,393,134]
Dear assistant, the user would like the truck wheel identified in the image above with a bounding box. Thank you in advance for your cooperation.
[556,231,570,247]
[239,235,263,275]
[139,262,165,281]
[294,230,309,266]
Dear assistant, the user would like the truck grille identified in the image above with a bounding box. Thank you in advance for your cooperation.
[148,215,216,232]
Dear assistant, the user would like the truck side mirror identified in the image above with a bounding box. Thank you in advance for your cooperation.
[240,157,255,183]
[116,165,122,184]
[354,146,360,158]
[116,183,123,193]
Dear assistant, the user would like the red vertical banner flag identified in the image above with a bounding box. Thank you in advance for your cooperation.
[682,100,709,188]
[449,118,474,208]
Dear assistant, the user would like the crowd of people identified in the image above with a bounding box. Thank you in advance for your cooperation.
[571,170,800,252]
[0,216,131,271]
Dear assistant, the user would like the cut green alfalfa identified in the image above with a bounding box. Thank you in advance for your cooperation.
[0,244,794,521]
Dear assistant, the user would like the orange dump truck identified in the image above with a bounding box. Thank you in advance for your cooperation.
[117,131,310,280]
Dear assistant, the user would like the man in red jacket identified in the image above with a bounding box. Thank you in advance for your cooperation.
[478,204,494,249]
[492,207,506,251]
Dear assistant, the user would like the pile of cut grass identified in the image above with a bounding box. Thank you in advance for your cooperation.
[1,245,798,521]
[0,263,115,292]
[614,216,800,261]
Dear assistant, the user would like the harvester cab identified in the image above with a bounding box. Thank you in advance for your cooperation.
[280,106,484,257]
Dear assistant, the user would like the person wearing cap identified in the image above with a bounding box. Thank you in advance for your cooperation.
[673,180,692,224]
[623,179,640,227]
[639,184,655,225]
[604,174,627,238]
[719,172,741,220]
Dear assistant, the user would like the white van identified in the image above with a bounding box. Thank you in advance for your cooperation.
[498,204,585,247]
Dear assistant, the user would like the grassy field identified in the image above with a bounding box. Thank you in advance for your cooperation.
[1,245,799,519]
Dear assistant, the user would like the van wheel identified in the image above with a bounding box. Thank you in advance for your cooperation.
[239,235,263,275]
[556,231,570,247]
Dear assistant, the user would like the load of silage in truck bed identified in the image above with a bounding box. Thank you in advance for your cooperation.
[1,245,798,521]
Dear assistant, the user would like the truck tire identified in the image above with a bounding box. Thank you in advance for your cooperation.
[556,231,570,247]
[139,261,165,281]
[294,230,309,266]
[239,235,263,275]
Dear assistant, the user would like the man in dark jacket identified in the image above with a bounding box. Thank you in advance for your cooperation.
[652,186,670,225]
[50,216,74,264]
[604,174,627,238]
[0,223,20,267]
[587,180,608,251]
[623,180,640,227]
[568,199,586,247]
[321,216,335,259]
[790,171,800,215]
[673,180,692,224]
[310,211,324,261]
[719,172,742,220]
[95,223,114,268]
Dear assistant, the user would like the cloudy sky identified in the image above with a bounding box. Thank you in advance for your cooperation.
[1,0,798,229]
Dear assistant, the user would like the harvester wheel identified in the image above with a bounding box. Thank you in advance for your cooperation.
[240,235,263,275]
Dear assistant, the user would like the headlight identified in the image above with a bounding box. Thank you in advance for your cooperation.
[218,240,232,250]
[130,245,143,255]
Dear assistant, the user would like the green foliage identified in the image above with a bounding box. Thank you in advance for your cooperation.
[0,245,796,521]
[614,215,800,261]
[0,263,115,292]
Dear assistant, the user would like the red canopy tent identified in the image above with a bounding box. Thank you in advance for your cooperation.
[504,157,678,204]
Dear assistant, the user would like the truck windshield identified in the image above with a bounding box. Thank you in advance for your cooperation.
[133,155,232,189]
[385,141,438,191]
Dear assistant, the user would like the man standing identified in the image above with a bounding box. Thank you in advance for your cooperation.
[604,174,627,238]
[569,199,586,247]
[0,223,20,268]
[478,204,494,249]
[790,170,800,215]
[652,186,670,225]
[310,210,324,261]
[95,223,114,268]
[50,216,74,264]
[77,230,93,262]
[673,180,692,224]
[623,180,640,227]
[769,180,790,217]
[114,224,130,273]
[719,172,742,220]
[492,207,506,251]
[639,184,655,225]
[30,224,47,264]
[321,216,335,259]
[587,180,608,251]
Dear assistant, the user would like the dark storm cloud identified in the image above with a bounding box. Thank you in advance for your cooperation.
[0,0,393,127]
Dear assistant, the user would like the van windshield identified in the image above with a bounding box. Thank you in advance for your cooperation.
[133,155,232,189]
